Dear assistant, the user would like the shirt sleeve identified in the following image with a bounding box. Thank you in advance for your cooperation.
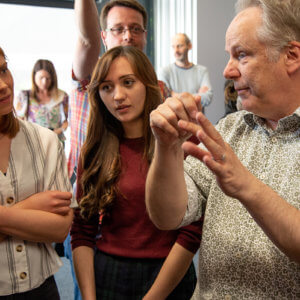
[43,130,76,208]
[70,157,99,250]
[72,69,90,92]
[175,218,203,253]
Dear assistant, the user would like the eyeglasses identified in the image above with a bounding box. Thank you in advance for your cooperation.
[105,26,147,36]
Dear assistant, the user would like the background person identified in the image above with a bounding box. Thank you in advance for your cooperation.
[146,0,300,299]
[71,46,201,300]
[0,46,75,299]
[159,33,213,110]
[15,59,68,144]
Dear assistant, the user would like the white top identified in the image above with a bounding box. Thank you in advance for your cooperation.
[0,120,76,296]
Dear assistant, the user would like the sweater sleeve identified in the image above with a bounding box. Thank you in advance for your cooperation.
[70,158,99,250]
[175,217,203,254]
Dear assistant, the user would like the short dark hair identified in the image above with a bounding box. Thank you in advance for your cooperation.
[100,0,148,30]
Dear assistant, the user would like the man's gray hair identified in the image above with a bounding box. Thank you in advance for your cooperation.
[235,0,300,61]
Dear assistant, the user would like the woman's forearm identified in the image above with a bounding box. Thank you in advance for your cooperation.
[0,206,73,242]
[143,243,195,300]
[73,246,96,300]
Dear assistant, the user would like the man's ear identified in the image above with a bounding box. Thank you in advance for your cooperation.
[101,31,108,49]
[188,42,192,50]
[285,41,300,75]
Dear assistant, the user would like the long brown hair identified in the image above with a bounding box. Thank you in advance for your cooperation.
[31,59,58,99]
[0,47,19,138]
[79,46,161,220]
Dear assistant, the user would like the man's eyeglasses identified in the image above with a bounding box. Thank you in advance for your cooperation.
[106,26,147,36]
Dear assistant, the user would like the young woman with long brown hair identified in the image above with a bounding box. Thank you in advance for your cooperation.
[71,46,201,300]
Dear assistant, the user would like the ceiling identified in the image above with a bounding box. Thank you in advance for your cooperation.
[0,0,102,9]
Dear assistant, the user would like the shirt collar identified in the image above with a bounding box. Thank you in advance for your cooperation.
[243,106,300,133]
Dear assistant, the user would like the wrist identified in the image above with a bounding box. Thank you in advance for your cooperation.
[236,173,264,206]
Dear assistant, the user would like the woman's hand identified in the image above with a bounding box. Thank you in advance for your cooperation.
[14,191,72,216]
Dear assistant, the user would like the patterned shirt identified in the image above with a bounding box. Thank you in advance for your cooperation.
[0,120,76,296]
[15,89,69,142]
[181,108,300,299]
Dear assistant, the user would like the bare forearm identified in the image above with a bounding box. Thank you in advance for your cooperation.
[143,243,195,300]
[146,143,187,230]
[239,178,300,262]
[73,0,101,79]
[0,206,72,242]
[73,246,96,300]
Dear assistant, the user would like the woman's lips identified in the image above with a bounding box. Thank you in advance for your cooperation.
[116,105,130,112]
[0,95,11,103]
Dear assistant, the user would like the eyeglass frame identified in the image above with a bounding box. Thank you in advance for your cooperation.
[105,25,147,36]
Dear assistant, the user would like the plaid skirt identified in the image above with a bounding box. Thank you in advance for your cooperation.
[94,250,197,300]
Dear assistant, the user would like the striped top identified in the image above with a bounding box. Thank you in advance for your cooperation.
[0,120,75,296]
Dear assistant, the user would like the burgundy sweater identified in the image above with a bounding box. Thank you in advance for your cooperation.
[71,137,202,258]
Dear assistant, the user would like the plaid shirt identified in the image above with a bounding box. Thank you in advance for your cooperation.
[67,71,90,178]
[67,70,170,179]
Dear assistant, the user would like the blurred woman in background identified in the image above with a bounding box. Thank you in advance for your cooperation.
[15,59,68,144]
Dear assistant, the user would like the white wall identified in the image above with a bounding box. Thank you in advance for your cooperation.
[0,4,76,94]
[197,0,236,124]
[0,3,76,156]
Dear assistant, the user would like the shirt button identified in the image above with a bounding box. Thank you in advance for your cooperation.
[225,295,232,300]
[6,197,14,204]
[16,245,23,252]
[20,272,27,279]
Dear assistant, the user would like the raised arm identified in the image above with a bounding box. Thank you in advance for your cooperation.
[73,0,101,80]
[179,112,300,263]
[146,94,202,229]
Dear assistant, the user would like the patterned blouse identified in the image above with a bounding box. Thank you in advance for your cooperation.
[0,120,76,296]
[15,89,68,142]
[181,108,300,299]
